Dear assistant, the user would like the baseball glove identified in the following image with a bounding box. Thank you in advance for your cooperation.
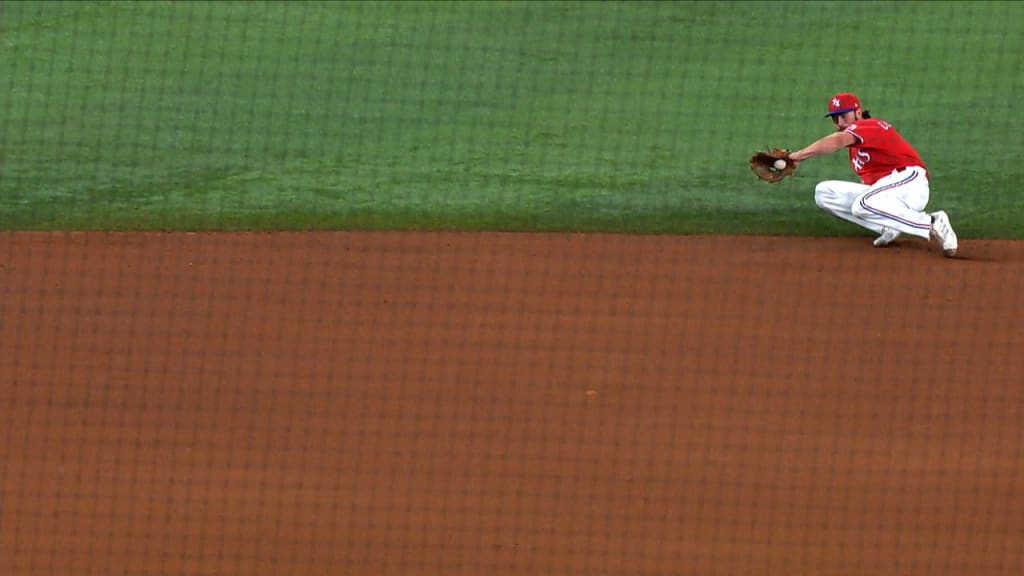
[749,148,796,183]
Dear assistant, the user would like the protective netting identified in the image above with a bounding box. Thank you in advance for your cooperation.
[1,2,1022,575]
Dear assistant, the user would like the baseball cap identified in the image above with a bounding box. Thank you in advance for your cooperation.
[825,92,861,117]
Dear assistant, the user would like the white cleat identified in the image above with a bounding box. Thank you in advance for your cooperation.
[929,210,958,257]
[873,227,901,247]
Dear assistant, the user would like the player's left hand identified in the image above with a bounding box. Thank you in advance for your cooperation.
[749,148,796,183]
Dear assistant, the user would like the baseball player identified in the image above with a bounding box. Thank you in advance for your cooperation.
[787,92,958,256]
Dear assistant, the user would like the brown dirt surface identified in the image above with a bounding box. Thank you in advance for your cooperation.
[2,231,1022,576]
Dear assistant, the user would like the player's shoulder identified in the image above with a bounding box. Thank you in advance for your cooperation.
[847,117,894,135]
[851,117,885,129]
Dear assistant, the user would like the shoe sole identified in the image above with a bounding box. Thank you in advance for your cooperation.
[929,230,958,257]
[929,213,958,257]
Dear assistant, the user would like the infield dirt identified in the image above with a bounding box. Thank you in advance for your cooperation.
[2,232,1021,575]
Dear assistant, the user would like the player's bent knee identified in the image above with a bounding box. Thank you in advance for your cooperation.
[850,198,872,218]
[814,183,836,210]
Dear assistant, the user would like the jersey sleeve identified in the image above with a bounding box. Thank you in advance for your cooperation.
[845,121,881,145]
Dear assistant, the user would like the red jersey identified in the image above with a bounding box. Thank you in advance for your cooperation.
[844,118,927,185]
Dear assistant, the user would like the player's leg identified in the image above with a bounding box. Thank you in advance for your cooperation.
[850,167,932,240]
[813,180,885,233]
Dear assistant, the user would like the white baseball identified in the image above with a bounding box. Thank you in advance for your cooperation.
[773,159,788,170]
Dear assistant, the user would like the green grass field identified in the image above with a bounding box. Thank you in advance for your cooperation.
[1,0,1022,236]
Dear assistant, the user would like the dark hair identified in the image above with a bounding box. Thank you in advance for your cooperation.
[862,109,872,119]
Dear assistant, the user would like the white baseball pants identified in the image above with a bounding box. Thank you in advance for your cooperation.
[813,166,932,239]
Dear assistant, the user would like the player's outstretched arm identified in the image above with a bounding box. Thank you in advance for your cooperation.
[789,131,856,164]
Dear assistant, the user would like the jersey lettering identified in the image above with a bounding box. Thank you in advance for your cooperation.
[851,149,871,171]
[844,118,926,185]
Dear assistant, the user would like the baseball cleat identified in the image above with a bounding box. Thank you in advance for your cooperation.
[873,227,901,247]
[929,210,958,257]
